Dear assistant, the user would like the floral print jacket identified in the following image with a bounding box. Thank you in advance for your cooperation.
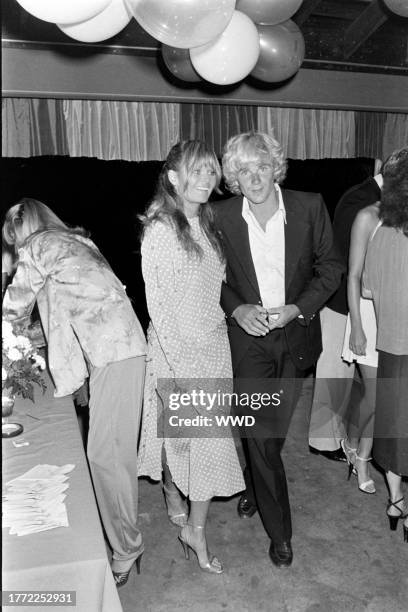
[3,229,146,397]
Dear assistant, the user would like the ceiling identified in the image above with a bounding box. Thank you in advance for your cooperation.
[2,0,408,77]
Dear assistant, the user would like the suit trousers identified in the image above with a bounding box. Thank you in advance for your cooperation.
[234,328,303,544]
[88,356,145,561]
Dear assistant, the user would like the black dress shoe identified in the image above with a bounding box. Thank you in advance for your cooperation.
[269,540,293,568]
[237,494,257,519]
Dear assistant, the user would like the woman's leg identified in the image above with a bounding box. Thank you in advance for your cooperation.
[386,471,404,515]
[347,364,376,487]
[161,447,187,526]
[347,364,376,448]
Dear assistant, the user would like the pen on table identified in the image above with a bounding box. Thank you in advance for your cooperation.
[26,413,41,421]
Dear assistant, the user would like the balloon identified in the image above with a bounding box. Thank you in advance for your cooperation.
[162,45,201,82]
[125,0,235,49]
[15,0,110,25]
[236,0,303,25]
[58,0,132,43]
[383,0,408,17]
[251,20,305,83]
[190,11,260,85]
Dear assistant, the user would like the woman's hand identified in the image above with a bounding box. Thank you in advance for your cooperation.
[349,326,367,356]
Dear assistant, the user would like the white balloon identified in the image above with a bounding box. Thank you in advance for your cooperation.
[125,0,235,49]
[383,0,408,18]
[15,0,111,25]
[58,0,132,43]
[190,11,260,85]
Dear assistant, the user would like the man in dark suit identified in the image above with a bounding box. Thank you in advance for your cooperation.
[308,168,382,453]
[215,131,343,567]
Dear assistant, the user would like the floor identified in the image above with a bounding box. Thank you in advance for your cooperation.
[117,377,408,612]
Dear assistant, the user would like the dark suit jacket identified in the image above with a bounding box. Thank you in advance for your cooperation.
[214,190,343,372]
[327,176,381,315]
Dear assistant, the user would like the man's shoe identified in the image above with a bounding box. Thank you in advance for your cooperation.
[268,540,293,568]
[237,494,257,519]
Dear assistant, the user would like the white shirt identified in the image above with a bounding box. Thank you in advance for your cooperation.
[374,173,383,189]
[242,185,286,309]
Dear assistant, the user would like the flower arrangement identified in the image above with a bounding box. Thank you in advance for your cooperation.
[2,319,46,401]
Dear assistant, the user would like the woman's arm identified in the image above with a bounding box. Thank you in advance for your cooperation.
[2,249,16,299]
[2,246,46,322]
[347,209,375,355]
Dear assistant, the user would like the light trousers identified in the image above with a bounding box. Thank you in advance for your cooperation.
[88,356,145,561]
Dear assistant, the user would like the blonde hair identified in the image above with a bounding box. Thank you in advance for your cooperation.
[2,198,85,251]
[222,131,287,194]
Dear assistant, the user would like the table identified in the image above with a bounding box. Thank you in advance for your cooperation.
[2,376,123,612]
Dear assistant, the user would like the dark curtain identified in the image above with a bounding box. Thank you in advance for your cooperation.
[180,104,257,157]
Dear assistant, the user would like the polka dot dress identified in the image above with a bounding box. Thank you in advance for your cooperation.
[138,218,244,501]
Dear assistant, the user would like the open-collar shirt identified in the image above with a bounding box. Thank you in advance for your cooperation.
[242,184,286,309]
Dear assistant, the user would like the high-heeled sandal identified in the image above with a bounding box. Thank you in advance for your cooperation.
[354,454,376,494]
[163,484,188,527]
[178,525,223,574]
[387,497,408,542]
[340,438,357,479]
[112,545,144,587]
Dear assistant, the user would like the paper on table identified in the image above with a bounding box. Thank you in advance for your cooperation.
[3,464,74,536]
[6,464,75,484]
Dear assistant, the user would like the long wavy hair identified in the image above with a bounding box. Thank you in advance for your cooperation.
[222,131,287,195]
[140,140,223,260]
[379,147,408,237]
[2,198,87,251]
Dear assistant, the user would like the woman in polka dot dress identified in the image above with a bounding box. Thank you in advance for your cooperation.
[138,141,244,574]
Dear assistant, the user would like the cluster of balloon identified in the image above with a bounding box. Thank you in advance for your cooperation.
[383,0,408,18]
[156,0,305,85]
[15,0,132,42]
[14,0,312,84]
[156,0,306,85]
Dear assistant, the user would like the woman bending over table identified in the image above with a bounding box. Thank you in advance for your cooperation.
[2,198,146,586]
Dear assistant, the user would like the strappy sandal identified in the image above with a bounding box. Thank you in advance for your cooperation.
[178,524,223,574]
[112,545,144,587]
[354,454,376,494]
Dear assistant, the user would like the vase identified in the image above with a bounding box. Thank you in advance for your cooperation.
[2,393,15,419]
[2,393,24,438]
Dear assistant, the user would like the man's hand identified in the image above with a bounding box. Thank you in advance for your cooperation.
[232,304,269,336]
[267,304,301,330]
